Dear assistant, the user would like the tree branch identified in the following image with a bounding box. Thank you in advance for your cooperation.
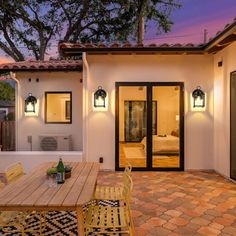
[1,23,24,61]
[0,41,22,61]
[63,0,90,41]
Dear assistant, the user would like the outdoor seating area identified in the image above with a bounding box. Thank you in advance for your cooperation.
[0,162,134,235]
[0,162,236,235]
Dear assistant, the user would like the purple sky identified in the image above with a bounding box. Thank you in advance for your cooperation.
[0,0,236,62]
[145,0,236,44]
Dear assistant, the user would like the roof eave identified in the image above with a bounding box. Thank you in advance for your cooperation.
[204,21,236,53]
[0,68,82,73]
[61,46,205,56]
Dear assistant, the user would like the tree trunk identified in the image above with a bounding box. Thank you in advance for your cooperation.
[137,16,144,44]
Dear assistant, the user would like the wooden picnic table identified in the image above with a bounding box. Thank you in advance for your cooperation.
[0,162,100,236]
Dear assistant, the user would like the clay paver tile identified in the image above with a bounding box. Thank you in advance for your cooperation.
[169,217,189,226]
[159,197,174,203]
[198,226,221,235]
[131,210,143,217]
[165,209,182,217]
[209,222,224,230]
[222,226,236,235]
[214,217,234,226]
[163,222,177,230]
[191,217,211,226]
[146,217,167,227]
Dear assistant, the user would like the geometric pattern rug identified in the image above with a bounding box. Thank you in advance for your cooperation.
[0,200,119,236]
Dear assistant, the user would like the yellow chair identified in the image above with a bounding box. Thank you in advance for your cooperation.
[85,174,134,235]
[0,164,45,235]
[0,180,26,235]
[93,163,132,201]
[5,162,25,183]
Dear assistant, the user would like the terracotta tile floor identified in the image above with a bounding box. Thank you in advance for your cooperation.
[97,171,236,236]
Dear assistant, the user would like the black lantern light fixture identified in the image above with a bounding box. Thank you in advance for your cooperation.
[25,93,37,113]
[192,86,205,108]
[94,86,107,108]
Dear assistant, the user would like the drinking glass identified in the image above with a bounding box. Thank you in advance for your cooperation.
[47,174,57,188]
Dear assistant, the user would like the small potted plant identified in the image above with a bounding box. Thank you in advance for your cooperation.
[65,165,72,179]
[47,167,57,178]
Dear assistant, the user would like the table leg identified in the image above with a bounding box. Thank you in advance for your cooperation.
[77,206,85,236]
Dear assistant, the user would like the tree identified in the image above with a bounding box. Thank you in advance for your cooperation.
[127,0,181,44]
[0,0,180,61]
[50,0,136,43]
[0,0,60,61]
[0,81,15,101]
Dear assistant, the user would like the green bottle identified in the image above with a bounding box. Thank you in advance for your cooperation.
[57,158,65,184]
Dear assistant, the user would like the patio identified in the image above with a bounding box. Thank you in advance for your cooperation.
[98,171,236,236]
[0,168,236,235]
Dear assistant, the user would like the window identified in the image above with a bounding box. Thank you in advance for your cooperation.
[45,92,72,124]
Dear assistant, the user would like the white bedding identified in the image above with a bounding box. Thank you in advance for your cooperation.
[141,135,179,153]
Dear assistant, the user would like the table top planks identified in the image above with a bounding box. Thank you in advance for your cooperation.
[0,162,100,211]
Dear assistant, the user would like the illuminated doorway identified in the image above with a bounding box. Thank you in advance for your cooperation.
[115,82,184,171]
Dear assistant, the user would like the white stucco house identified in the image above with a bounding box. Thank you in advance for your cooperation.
[0,19,236,182]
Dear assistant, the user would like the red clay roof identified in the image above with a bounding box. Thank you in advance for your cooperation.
[0,60,82,72]
[60,17,236,55]
[59,42,201,50]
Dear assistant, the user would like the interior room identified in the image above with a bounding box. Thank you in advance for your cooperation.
[118,85,181,169]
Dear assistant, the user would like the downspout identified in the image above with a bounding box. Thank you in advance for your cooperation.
[82,52,89,162]
[10,72,20,151]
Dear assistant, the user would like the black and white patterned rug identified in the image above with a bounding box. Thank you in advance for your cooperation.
[0,200,120,236]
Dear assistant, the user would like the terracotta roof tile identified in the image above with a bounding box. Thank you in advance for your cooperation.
[110,43,119,48]
[185,43,194,47]
[148,43,157,47]
[60,42,201,49]
[59,17,236,55]
[98,44,106,48]
[0,60,82,72]
[123,43,132,48]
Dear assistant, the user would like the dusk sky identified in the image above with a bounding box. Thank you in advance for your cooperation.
[145,0,236,44]
[0,0,236,63]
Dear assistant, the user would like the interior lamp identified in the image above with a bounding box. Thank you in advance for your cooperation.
[192,86,205,109]
[94,86,107,109]
[25,93,38,115]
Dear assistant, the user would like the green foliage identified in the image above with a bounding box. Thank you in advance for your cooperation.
[47,167,57,175]
[0,0,181,61]
[0,81,15,101]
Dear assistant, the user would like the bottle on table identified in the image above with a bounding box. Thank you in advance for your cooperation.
[57,158,65,184]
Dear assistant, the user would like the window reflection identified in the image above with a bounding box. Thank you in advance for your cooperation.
[45,92,72,123]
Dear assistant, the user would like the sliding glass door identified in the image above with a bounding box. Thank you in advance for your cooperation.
[116,82,184,171]
[117,86,147,168]
[152,86,181,168]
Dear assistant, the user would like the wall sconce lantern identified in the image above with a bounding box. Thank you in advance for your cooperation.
[25,93,37,113]
[192,86,205,108]
[94,86,107,108]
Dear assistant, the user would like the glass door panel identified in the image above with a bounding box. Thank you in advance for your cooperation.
[119,86,147,168]
[152,86,180,168]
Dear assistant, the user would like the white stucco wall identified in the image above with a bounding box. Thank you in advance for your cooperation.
[213,42,236,178]
[0,151,83,173]
[15,71,83,151]
[85,54,214,170]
